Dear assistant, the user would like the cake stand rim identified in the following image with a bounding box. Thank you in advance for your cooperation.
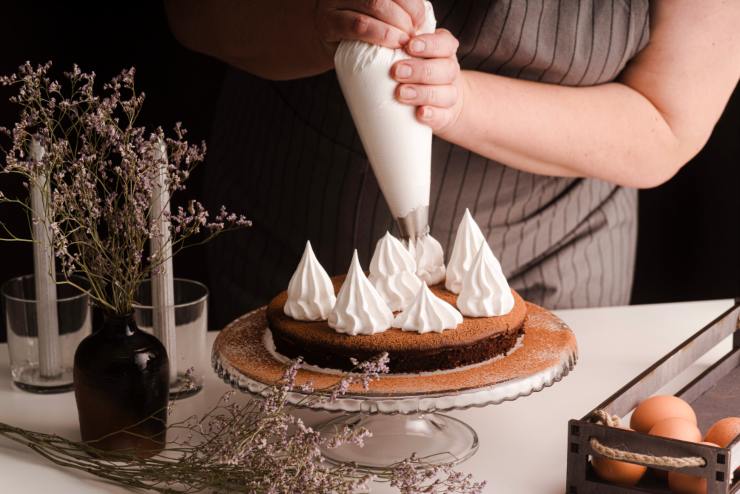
[212,348,577,414]
[211,305,578,415]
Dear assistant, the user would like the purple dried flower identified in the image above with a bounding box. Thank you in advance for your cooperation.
[388,453,487,494]
[0,62,250,314]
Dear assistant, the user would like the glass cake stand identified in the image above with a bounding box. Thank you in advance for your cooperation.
[212,305,577,471]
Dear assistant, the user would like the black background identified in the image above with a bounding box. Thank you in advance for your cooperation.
[0,2,738,341]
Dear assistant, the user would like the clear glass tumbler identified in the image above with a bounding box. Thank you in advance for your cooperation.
[2,274,91,393]
[133,278,208,399]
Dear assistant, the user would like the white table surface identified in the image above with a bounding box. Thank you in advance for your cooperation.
[0,298,735,494]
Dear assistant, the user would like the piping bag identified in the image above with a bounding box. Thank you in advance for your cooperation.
[334,1,445,284]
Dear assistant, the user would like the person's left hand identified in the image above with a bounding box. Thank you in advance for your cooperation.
[391,28,464,134]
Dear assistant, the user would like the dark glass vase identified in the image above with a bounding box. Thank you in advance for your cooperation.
[73,311,169,457]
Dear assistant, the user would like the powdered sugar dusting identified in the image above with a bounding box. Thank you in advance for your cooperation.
[524,310,570,332]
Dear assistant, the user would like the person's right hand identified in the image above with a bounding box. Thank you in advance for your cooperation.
[315,0,426,53]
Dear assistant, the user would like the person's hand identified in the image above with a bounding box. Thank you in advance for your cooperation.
[392,28,464,134]
[314,0,426,53]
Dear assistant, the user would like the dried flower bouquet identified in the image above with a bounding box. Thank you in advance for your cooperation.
[0,62,249,315]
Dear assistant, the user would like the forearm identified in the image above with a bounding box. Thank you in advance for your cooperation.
[439,0,740,190]
[164,0,332,80]
[441,71,684,189]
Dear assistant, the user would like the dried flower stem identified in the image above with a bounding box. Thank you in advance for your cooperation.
[0,355,484,494]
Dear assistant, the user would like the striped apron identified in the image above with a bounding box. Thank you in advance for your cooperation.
[205,0,650,328]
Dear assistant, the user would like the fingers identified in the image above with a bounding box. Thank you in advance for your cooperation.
[341,0,415,34]
[406,29,460,58]
[316,0,438,48]
[387,26,464,134]
[392,56,460,85]
[318,9,410,48]
[396,83,458,108]
[416,105,458,132]
[392,0,427,29]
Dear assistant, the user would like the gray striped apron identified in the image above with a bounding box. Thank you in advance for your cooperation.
[205,0,651,329]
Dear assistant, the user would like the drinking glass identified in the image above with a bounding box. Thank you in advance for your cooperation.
[2,274,91,393]
[133,278,208,399]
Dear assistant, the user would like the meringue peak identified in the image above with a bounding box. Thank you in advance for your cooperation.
[408,233,446,285]
[284,241,337,321]
[393,282,462,333]
[445,208,486,294]
[329,250,394,335]
[370,232,417,277]
[457,241,514,317]
[369,231,421,311]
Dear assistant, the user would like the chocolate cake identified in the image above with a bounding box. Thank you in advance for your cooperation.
[266,278,526,373]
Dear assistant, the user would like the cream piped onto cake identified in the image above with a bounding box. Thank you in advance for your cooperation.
[268,239,528,372]
[408,233,446,285]
[368,231,421,311]
[283,241,336,321]
[393,282,463,333]
[445,209,490,294]
[457,241,514,317]
[328,250,394,335]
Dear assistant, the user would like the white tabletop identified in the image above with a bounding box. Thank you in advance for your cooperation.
[0,299,735,494]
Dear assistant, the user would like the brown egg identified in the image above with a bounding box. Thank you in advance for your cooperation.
[631,395,697,434]
[649,417,703,443]
[704,417,740,447]
[667,442,718,494]
[591,427,647,487]
[668,471,708,494]
[592,455,647,487]
[649,418,703,479]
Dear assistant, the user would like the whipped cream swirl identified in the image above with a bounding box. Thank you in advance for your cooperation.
[408,233,446,285]
[445,208,492,294]
[393,282,463,333]
[457,242,514,317]
[283,241,337,321]
[329,250,394,335]
[369,231,421,311]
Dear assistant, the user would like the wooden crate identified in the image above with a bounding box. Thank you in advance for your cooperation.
[566,300,740,494]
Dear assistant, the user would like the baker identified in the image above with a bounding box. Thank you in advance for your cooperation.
[165,1,740,328]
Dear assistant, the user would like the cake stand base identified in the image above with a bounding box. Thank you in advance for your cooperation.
[318,412,478,471]
[168,372,203,400]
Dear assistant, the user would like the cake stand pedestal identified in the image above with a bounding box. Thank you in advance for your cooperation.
[212,304,577,471]
[317,412,478,470]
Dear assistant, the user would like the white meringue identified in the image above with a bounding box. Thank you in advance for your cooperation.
[283,241,336,321]
[368,231,421,311]
[393,282,463,333]
[328,250,394,335]
[457,242,515,317]
[408,233,446,285]
[445,208,493,294]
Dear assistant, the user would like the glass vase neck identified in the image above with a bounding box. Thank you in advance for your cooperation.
[101,311,137,336]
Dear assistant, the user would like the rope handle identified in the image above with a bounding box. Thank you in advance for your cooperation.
[588,410,707,469]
